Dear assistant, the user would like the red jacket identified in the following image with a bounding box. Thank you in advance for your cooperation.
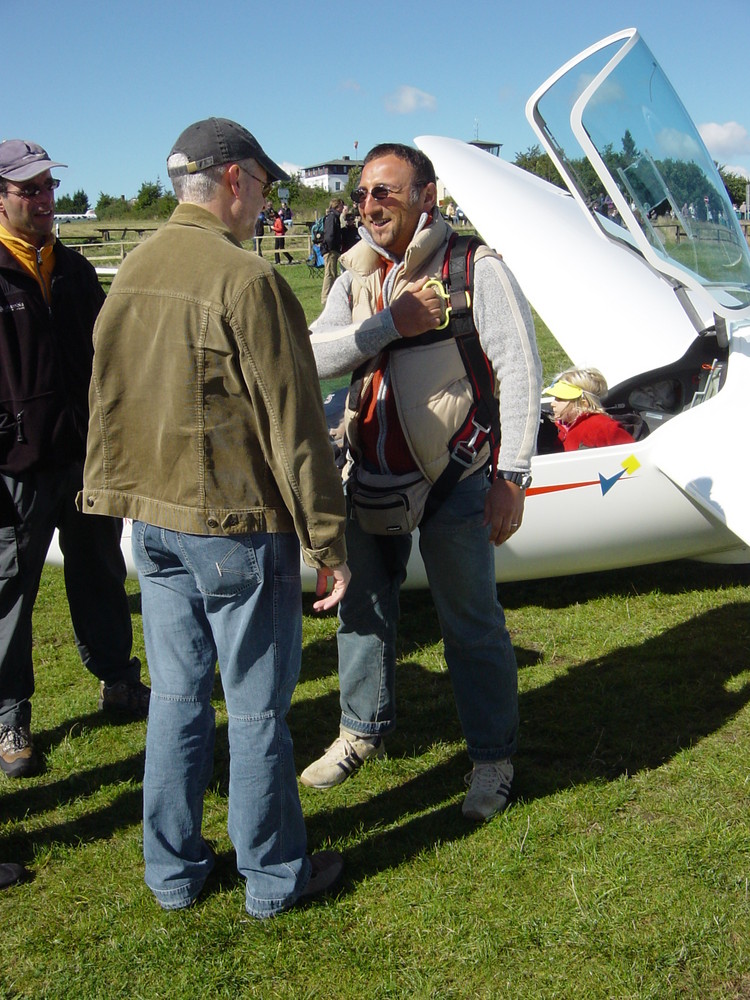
[556,412,635,451]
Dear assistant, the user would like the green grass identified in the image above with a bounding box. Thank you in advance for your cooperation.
[4,269,750,999]
[3,562,750,998]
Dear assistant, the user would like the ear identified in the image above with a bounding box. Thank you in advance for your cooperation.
[225,163,241,197]
[422,181,438,212]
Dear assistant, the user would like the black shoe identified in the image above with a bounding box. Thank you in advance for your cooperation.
[0,863,28,889]
[297,851,344,903]
[98,678,150,718]
[0,725,40,778]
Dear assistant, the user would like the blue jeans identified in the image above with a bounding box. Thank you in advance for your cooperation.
[338,470,519,761]
[0,464,136,728]
[132,523,310,917]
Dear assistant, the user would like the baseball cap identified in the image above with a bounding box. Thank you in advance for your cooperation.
[542,379,584,400]
[167,118,289,183]
[0,140,67,182]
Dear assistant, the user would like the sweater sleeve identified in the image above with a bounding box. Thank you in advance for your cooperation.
[472,256,542,472]
[309,270,401,378]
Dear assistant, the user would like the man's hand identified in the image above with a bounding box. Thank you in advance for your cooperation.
[390,277,445,338]
[483,478,525,547]
[313,563,351,612]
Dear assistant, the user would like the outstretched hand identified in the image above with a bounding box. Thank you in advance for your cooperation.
[313,563,351,612]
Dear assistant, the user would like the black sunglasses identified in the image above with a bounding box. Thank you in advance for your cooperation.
[5,178,61,199]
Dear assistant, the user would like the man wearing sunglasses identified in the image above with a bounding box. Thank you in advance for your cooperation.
[305,143,542,821]
[80,118,350,916]
[0,140,149,779]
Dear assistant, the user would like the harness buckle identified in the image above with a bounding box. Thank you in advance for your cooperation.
[451,417,491,467]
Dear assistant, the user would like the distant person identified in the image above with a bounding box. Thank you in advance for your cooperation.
[80,117,350,917]
[0,139,148,779]
[320,198,344,305]
[273,210,293,264]
[253,210,265,255]
[543,367,635,450]
[339,209,360,254]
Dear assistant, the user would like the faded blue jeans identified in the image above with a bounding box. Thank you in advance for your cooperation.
[132,523,310,917]
[337,470,519,761]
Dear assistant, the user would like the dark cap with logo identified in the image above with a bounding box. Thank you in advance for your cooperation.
[0,140,67,182]
[167,118,288,183]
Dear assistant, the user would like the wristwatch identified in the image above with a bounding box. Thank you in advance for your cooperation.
[497,470,532,490]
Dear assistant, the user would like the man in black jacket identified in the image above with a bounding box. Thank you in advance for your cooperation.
[320,197,345,305]
[0,139,149,779]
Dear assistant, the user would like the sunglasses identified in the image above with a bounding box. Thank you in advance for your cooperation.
[351,184,407,205]
[5,178,61,199]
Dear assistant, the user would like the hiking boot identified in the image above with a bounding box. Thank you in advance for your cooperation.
[98,678,150,718]
[0,863,29,889]
[296,851,344,904]
[300,728,385,789]
[462,758,514,821]
[0,725,40,778]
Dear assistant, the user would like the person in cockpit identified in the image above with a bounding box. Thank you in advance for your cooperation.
[543,367,635,451]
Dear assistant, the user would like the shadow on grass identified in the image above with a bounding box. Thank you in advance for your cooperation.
[500,558,750,613]
[4,589,749,888]
[293,598,750,863]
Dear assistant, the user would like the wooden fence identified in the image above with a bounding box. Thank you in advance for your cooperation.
[66,227,316,274]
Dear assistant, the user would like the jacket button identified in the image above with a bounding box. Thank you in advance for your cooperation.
[207,517,219,528]
[86,497,95,508]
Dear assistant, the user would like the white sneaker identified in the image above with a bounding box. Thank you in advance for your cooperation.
[300,729,385,789]
[462,759,514,821]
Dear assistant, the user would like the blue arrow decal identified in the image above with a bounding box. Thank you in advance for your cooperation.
[599,468,627,496]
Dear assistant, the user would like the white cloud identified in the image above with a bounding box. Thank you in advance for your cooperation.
[384,85,436,115]
[698,121,750,159]
[279,161,302,178]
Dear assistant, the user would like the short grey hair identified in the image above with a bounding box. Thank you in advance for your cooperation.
[167,152,225,203]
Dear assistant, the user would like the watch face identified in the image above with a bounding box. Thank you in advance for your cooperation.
[500,471,531,488]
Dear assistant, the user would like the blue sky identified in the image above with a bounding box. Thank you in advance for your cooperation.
[8,0,749,203]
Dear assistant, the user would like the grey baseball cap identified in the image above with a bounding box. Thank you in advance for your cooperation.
[167,118,288,183]
[0,140,67,182]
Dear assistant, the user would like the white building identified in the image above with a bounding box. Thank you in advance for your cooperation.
[300,156,363,193]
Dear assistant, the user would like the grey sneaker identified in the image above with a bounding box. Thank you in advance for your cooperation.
[98,678,150,718]
[300,729,385,789]
[0,725,40,778]
[462,758,514,821]
[296,851,344,903]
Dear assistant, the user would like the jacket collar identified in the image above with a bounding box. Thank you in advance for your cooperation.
[167,202,243,247]
[344,211,450,281]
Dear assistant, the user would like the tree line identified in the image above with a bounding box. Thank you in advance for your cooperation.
[56,146,747,223]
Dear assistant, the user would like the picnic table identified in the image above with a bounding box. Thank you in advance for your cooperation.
[96,226,159,241]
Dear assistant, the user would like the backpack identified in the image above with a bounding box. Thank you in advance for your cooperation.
[311,216,325,243]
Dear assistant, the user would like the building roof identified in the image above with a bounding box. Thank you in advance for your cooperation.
[301,157,363,172]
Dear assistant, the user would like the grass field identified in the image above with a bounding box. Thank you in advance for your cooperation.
[2,264,749,999]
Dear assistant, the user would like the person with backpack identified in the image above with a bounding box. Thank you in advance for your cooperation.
[305,143,542,821]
